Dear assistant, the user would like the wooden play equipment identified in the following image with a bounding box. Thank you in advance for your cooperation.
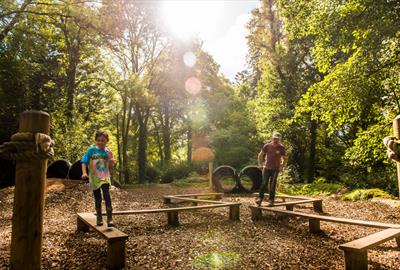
[77,213,128,269]
[250,194,400,270]
[76,192,240,269]
[0,111,53,270]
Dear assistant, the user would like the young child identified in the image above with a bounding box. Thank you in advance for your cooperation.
[81,130,116,227]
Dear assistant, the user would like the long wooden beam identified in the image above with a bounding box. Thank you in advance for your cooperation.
[111,203,241,215]
[253,206,400,229]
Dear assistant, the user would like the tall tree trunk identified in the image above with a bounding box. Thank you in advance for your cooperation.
[136,105,149,183]
[151,115,164,167]
[187,125,192,164]
[162,106,171,165]
[307,119,317,183]
[116,112,123,184]
[122,99,133,183]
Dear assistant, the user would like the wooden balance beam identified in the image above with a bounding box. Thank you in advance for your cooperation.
[77,213,128,269]
[339,228,400,270]
[111,202,241,226]
[249,206,400,232]
[250,206,400,270]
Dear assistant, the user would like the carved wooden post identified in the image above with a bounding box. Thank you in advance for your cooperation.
[10,111,50,270]
[393,115,400,198]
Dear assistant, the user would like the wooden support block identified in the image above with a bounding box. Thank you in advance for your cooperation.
[163,197,171,204]
[250,207,262,221]
[192,196,198,206]
[167,211,179,226]
[396,237,400,247]
[343,250,368,270]
[107,239,126,269]
[215,194,222,200]
[286,205,294,211]
[229,205,240,221]
[309,218,321,233]
[313,200,323,212]
[77,216,90,232]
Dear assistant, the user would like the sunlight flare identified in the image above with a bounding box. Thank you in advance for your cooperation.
[185,77,202,95]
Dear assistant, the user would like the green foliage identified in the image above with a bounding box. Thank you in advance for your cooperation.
[145,166,161,182]
[160,162,192,183]
[341,188,393,201]
[280,177,344,196]
[340,167,398,196]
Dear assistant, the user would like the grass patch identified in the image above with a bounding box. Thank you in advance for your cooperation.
[341,188,393,201]
[192,251,240,269]
[279,177,344,196]
[172,176,209,188]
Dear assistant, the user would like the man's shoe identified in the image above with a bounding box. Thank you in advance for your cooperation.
[255,198,262,206]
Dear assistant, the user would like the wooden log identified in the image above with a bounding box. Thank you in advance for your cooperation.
[309,218,321,233]
[229,205,240,221]
[250,206,262,221]
[286,205,294,211]
[342,250,368,270]
[313,200,323,212]
[393,115,400,198]
[192,196,198,206]
[107,239,126,269]
[167,211,179,226]
[10,111,50,270]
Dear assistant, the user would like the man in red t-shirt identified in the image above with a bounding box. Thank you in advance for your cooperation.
[256,132,287,206]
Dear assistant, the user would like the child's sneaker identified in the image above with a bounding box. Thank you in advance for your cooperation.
[255,198,262,206]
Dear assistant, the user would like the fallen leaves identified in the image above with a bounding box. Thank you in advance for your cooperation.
[0,184,399,269]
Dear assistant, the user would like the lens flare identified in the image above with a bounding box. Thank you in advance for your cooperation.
[185,77,202,95]
[183,51,197,67]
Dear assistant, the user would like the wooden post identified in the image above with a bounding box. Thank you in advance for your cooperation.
[309,218,321,233]
[107,239,126,269]
[167,211,179,226]
[163,197,171,204]
[343,250,368,270]
[286,205,294,211]
[393,115,400,198]
[10,111,50,270]
[313,200,323,212]
[229,205,240,221]
[192,196,198,206]
[208,161,213,188]
[250,207,262,221]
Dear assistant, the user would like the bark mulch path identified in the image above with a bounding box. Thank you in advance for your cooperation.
[1,181,400,269]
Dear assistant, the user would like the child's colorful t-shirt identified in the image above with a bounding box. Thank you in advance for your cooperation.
[81,146,114,190]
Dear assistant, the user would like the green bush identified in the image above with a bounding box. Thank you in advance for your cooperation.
[280,177,344,196]
[145,166,161,182]
[160,162,192,183]
[340,167,398,196]
[341,188,393,201]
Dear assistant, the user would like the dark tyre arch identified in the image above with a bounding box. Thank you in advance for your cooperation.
[212,165,239,193]
[46,159,71,179]
[68,160,86,181]
[238,165,262,193]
